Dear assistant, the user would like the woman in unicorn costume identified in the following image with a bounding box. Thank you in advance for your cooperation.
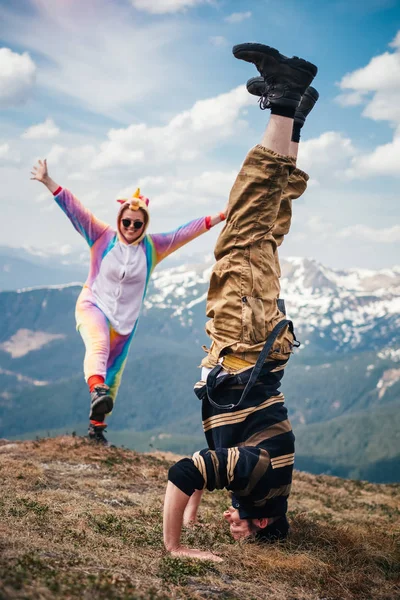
[31,159,225,444]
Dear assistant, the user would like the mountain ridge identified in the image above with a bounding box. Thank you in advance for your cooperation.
[0,253,398,483]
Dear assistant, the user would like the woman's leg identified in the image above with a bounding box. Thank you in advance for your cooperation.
[77,302,114,430]
[78,302,110,386]
[105,327,135,403]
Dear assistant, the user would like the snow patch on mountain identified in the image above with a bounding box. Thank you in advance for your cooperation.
[0,329,66,358]
[17,282,83,294]
[377,369,400,399]
[144,257,400,354]
[378,348,400,363]
[0,367,48,386]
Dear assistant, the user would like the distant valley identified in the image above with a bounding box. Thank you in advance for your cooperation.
[0,247,399,482]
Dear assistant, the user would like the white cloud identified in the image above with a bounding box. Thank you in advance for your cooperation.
[225,11,252,24]
[337,31,400,124]
[137,175,167,189]
[35,191,49,204]
[389,31,400,49]
[335,90,367,107]
[146,170,235,213]
[80,190,101,208]
[0,143,20,163]
[363,90,400,124]
[0,1,191,119]
[22,118,60,140]
[307,178,320,188]
[68,172,92,182]
[131,0,206,13]
[91,85,252,170]
[36,143,97,175]
[298,131,357,176]
[336,31,400,178]
[338,224,400,243]
[116,169,235,214]
[0,47,36,108]
[346,127,400,178]
[209,36,228,47]
[177,170,236,197]
[59,244,73,256]
[340,51,400,95]
[45,145,67,166]
[40,204,56,213]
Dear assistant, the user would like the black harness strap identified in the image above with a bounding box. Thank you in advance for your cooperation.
[206,319,296,411]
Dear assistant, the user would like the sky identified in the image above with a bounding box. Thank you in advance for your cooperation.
[0,0,400,270]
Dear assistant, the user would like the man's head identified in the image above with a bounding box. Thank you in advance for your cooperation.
[223,506,289,542]
[117,189,149,245]
[223,506,268,540]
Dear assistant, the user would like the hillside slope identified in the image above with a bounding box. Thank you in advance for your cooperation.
[0,256,399,483]
[0,437,399,600]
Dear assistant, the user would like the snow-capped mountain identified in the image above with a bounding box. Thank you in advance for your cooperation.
[144,256,400,355]
[0,254,399,482]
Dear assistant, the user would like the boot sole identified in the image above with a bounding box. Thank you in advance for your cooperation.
[233,42,283,62]
[303,86,319,103]
[233,43,318,79]
[294,86,320,125]
[89,396,114,419]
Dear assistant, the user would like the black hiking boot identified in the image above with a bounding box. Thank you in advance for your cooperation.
[233,43,317,112]
[246,76,319,124]
[89,385,114,421]
[292,85,319,127]
[88,422,109,446]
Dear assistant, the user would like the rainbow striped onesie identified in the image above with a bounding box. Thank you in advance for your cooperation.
[53,187,213,401]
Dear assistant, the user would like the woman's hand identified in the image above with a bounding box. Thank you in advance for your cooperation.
[31,159,49,183]
[30,159,60,193]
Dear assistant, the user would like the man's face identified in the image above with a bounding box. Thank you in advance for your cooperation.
[223,506,253,540]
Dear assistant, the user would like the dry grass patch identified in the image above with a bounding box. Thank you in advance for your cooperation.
[0,436,399,600]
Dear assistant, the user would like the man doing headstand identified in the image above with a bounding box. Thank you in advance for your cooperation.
[163,42,319,562]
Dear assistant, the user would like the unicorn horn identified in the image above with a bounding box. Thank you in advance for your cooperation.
[133,188,141,198]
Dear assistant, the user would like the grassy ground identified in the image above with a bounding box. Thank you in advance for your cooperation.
[0,436,399,600]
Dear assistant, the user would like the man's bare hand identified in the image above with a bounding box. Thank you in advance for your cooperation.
[170,546,223,562]
[31,159,48,182]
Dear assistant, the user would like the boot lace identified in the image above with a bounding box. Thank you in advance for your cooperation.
[258,94,270,110]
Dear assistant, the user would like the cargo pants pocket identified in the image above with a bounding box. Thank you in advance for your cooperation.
[241,296,266,344]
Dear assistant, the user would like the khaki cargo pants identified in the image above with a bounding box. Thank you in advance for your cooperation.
[202,144,308,369]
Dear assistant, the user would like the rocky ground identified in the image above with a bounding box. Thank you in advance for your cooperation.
[0,436,399,600]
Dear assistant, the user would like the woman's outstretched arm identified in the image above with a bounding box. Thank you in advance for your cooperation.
[31,159,109,247]
[150,211,225,265]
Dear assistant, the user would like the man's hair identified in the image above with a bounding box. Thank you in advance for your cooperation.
[248,515,290,543]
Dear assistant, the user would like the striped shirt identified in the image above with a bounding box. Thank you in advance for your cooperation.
[169,366,295,519]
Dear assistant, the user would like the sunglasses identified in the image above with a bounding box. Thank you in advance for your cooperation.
[121,218,144,230]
